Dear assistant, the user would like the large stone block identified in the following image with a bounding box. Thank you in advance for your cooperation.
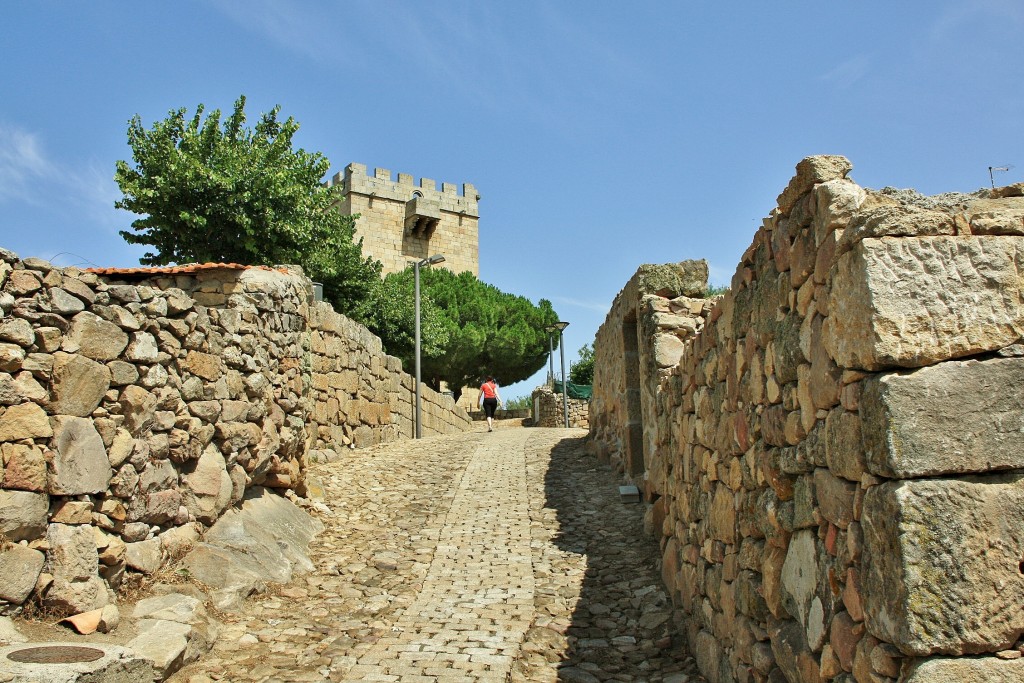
[861,475,1024,655]
[50,415,112,495]
[861,357,1024,477]
[777,155,853,214]
[0,544,45,604]
[63,311,129,361]
[825,236,1024,371]
[903,656,1024,682]
[48,352,111,417]
[0,490,48,541]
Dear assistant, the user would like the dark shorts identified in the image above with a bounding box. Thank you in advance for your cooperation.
[482,397,498,418]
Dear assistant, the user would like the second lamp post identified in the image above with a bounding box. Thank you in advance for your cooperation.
[547,321,570,428]
[414,254,445,438]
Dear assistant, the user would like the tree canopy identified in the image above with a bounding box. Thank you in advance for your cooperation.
[569,342,595,385]
[366,268,559,398]
[114,95,381,320]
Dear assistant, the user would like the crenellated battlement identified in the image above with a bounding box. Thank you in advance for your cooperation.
[328,162,479,217]
[329,162,480,277]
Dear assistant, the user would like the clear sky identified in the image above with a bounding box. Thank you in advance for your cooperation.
[3,1,1023,399]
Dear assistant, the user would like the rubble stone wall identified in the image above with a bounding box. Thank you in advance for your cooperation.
[589,156,1024,682]
[531,385,590,429]
[0,252,469,615]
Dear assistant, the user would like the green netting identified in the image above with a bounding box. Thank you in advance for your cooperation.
[552,380,592,400]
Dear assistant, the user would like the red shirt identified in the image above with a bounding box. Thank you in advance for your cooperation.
[480,381,498,399]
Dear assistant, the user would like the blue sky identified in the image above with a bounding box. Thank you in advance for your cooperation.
[3,1,1023,398]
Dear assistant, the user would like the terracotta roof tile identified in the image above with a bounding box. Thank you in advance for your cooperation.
[86,263,290,276]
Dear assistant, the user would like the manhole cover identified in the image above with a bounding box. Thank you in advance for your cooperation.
[7,645,106,664]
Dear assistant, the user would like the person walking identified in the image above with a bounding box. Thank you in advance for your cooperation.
[478,376,503,432]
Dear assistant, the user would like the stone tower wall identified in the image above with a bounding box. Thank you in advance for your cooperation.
[328,163,480,277]
[588,156,1024,682]
[0,252,470,615]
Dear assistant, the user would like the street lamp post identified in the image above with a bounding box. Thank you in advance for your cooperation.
[552,321,569,428]
[414,254,446,438]
[544,326,556,388]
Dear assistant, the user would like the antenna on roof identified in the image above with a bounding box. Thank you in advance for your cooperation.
[989,164,1013,189]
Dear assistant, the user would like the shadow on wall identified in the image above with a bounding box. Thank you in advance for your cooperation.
[537,436,702,682]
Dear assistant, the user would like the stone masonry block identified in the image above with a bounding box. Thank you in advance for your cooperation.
[861,475,1024,655]
[903,656,1024,682]
[825,236,1024,371]
[861,357,1024,477]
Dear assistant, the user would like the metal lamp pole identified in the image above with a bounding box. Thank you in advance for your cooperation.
[553,321,569,427]
[414,254,446,438]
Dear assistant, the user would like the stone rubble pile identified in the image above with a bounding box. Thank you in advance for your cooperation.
[589,157,1024,682]
[0,250,470,618]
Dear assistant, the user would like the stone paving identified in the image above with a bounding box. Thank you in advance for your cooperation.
[169,425,703,683]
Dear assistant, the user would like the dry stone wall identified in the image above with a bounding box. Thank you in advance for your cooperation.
[0,252,469,616]
[589,156,1024,682]
[531,385,590,428]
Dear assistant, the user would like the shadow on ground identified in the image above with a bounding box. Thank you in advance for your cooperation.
[527,434,701,683]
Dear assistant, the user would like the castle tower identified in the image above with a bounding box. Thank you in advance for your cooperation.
[327,163,480,277]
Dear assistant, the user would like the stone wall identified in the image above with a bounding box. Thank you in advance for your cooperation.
[531,385,590,429]
[589,156,1024,682]
[589,261,712,477]
[0,251,470,615]
[328,163,479,277]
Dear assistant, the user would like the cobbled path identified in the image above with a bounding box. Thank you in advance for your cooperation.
[171,426,703,683]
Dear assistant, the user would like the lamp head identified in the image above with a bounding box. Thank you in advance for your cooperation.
[552,321,569,332]
[427,254,446,265]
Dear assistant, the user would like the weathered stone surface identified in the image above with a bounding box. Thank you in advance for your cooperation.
[861,357,1024,477]
[769,617,821,683]
[961,196,1024,236]
[128,618,192,679]
[814,467,856,528]
[636,260,709,298]
[181,444,233,525]
[781,529,818,626]
[125,538,163,575]
[119,384,157,435]
[182,351,223,381]
[0,544,45,604]
[0,442,47,491]
[183,487,322,595]
[47,351,110,416]
[49,415,112,495]
[836,203,957,258]
[51,499,94,524]
[903,656,1024,682]
[861,475,1024,655]
[824,408,865,482]
[0,490,48,541]
[0,317,35,347]
[777,155,852,214]
[63,311,129,360]
[125,331,159,362]
[45,523,109,614]
[825,236,1024,371]
[0,401,52,440]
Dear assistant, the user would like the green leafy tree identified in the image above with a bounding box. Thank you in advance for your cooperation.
[114,95,380,320]
[366,268,559,399]
[569,342,595,385]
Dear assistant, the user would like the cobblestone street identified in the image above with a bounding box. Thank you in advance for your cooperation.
[170,426,703,683]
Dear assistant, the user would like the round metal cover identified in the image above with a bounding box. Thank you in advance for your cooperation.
[7,645,106,664]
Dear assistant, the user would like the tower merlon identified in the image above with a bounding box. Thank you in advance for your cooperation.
[334,162,479,217]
